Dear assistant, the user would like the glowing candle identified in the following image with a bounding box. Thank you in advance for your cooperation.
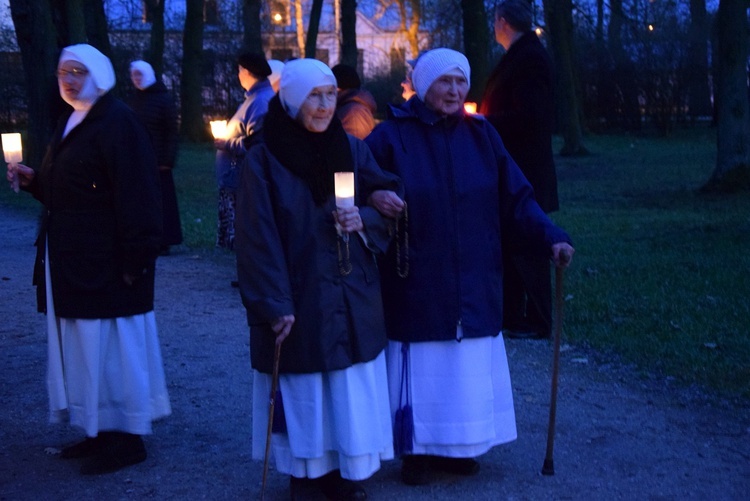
[334,172,355,208]
[464,102,477,114]
[210,120,228,140]
[2,133,22,193]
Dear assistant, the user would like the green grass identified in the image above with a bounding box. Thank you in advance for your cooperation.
[3,130,748,399]
[551,128,750,399]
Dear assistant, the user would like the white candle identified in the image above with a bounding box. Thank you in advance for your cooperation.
[2,133,22,164]
[334,172,355,208]
[209,120,228,140]
[464,102,477,114]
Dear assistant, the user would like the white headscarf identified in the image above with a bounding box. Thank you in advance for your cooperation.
[267,59,285,89]
[279,59,336,120]
[412,48,471,101]
[58,44,115,111]
[129,60,157,90]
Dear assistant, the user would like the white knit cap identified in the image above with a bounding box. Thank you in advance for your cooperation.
[279,58,336,119]
[412,48,471,101]
[267,59,285,88]
[130,60,157,90]
[59,44,116,95]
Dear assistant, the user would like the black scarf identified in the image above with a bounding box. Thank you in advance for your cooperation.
[263,95,353,206]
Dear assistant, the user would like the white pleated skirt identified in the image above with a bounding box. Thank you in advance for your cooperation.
[386,328,517,458]
[45,246,171,437]
[252,350,394,481]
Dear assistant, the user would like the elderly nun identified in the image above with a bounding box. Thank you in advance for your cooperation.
[7,44,170,475]
[365,48,575,485]
[235,58,403,500]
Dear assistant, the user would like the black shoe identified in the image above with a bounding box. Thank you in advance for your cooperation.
[80,433,146,475]
[430,456,480,476]
[290,476,327,501]
[401,455,432,486]
[316,470,367,501]
[60,436,106,459]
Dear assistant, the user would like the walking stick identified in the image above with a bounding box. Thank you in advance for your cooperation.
[260,341,282,500]
[542,252,570,476]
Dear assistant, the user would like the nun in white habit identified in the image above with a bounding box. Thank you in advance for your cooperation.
[236,58,401,500]
[7,44,171,475]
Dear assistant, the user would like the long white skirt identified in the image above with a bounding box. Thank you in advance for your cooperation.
[252,350,394,481]
[386,328,517,458]
[45,246,171,437]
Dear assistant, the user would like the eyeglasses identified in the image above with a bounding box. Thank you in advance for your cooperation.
[55,68,89,79]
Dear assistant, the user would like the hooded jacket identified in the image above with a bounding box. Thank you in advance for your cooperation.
[365,98,570,343]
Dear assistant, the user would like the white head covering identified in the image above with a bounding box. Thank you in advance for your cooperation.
[129,60,157,90]
[279,59,336,120]
[267,59,285,89]
[57,44,115,135]
[412,48,471,101]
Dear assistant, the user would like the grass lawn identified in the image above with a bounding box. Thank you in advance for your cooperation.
[551,127,750,399]
[3,128,748,399]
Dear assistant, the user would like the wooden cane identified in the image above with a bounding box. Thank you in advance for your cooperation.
[260,341,282,500]
[542,252,569,476]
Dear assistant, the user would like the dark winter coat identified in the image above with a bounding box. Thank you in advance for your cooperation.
[480,31,559,213]
[236,135,403,375]
[335,88,377,140]
[27,94,162,319]
[365,98,570,344]
[129,81,179,168]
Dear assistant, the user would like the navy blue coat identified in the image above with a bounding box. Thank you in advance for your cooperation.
[365,98,570,343]
[236,135,403,374]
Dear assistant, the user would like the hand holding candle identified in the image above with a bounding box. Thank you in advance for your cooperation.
[2,133,22,193]
[210,120,228,140]
[333,172,361,235]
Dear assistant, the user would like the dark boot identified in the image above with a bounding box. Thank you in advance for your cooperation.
[80,432,146,475]
[401,455,432,486]
[316,470,367,501]
[430,456,480,476]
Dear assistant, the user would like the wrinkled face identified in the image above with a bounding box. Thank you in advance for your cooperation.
[297,84,337,132]
[238,65,257,91]
[130,69,143,88]
[57,60,89,101]
[424,71,469,116]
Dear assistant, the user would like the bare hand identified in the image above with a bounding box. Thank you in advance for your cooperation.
[368,190,405,218]
[333,206,363,233]
[7,163,34,190]
[271,314,295,345]
[551,243,575,268]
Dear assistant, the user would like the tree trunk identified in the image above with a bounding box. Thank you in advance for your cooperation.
[9,0,62,167]
[145,0,166,79]
[687,0,712,119]
[460,0,490,103]
[704,0,750,191]
[543,0,587,156]
[241,0,263,53]
[305,0,324,59]
[83,0,115,90]
[295,0,305,56]
[65,0,87,44]
[608,0,640,131]
[181,0,206,141]
[339,0,357,67]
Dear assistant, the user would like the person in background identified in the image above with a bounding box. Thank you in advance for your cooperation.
[480,0,560,339]
[214,51,274,254]
[129,60,182,256]
[400,59,417,102]
[268,59,285,93]
[365,48,574,486]
[6,44,170,475]
[331,63,377,139]
[236,58,402,500]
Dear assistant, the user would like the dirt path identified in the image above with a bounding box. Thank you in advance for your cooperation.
[1,204,748,500]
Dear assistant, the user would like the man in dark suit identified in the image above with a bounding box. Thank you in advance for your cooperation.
[480,0,560,339]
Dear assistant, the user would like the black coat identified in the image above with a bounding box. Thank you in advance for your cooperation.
[27,94,162,318]
[129,82,179,168]
[236,136,403,374]
[480,31,559,213]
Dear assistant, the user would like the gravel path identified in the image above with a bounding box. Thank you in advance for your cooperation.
[1,203,748,500]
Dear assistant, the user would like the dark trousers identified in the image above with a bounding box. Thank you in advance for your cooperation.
[502,251,552,337]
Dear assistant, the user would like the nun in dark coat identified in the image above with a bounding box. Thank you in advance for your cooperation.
[235,58,402,500]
